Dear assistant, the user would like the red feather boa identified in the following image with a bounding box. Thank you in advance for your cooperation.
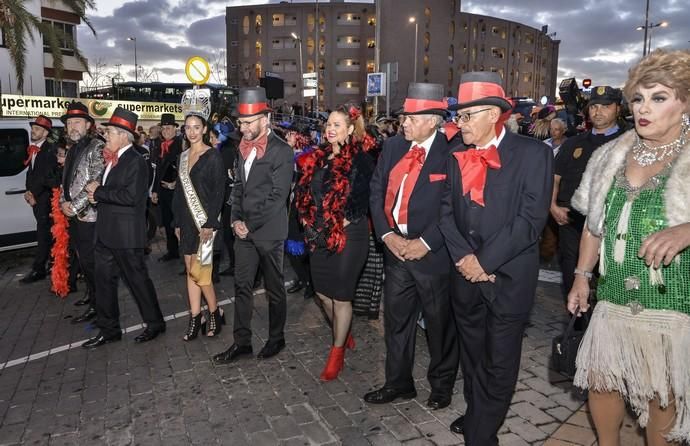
[50,188,70,298]
[297,141,358,253]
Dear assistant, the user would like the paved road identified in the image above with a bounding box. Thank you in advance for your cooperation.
[0,237,588,445]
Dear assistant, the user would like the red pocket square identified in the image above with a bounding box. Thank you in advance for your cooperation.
[429,174,446,182]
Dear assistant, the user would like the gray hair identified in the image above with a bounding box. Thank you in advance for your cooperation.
[550,118,566,129]
[113,127,135,143]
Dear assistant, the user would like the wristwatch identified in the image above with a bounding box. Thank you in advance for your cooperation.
[574,268,593,279]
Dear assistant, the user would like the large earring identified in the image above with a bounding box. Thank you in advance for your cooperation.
[682,112,689,126]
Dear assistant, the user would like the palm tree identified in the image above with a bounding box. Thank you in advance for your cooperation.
[0,0,96,92]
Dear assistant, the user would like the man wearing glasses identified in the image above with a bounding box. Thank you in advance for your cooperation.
[439,72,553,445]
[212,87,294,364]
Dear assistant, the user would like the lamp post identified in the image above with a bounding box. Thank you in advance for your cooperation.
[127,36,138,82]
[636,21,668,55]
[291,32,304,102]
[409,17,418,82]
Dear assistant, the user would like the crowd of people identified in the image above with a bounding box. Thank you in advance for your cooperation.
[16,49,690,445]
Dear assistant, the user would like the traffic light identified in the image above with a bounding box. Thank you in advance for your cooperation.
[582,78,592,89]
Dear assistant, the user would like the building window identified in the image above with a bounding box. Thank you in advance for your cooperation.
[367,38,375,49]
[336,36,361,49]
[307,37,315,55]
[307,60,315,72]
[308,14,315,32]
[319,14,326,32]
[336,58,360,72]
[335,81,359,94]
[242,16,250,35]
[523,72,532,83]
[525,33,534,44]
[337,13,361,25]
[423,54,430,75]
[285,15,297,26]
[491,47,505,59]
[424,32,430,52]
[255,15,262,34]
[449,45,454,64]
[272,14,284,27]
[255,63,262,80]
[368,16,376,26]
[319,36,326,56]
[525,53,534,64]
[366,60,375,73]
[45,79,77,97]
[424,7,431,28]
[42,20,75,56]
[256,41,262,57]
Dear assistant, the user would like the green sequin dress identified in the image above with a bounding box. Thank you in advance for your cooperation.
[598,167,690,313]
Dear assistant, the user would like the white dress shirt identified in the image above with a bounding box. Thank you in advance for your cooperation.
[103,144,131,184]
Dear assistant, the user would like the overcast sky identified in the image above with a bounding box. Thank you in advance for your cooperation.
[76,0,690,90]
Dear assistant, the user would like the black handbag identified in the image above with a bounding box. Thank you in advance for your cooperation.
[552,308,590,378]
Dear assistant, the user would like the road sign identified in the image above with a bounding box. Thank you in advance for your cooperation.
[366,73,386,96]
[304,79,318,88]
[185,56,211,85]
[264,71,282,78]
[303,72,317,79]
[303,88,317,98]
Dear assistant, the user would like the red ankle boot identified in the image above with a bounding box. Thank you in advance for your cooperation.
[320,346,345,381]
[345,334,355,351]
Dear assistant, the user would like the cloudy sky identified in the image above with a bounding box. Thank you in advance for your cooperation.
[76,0,689,90]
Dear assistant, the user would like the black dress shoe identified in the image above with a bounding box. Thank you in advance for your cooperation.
[212,344,253,364]
[303,285,316,300]
[426,394,452,410]
[363,387,417,404]
[73,295,91,306]
[257,339,286,359]
[287,281,305,294]
[158,253,180,262]
[19,271,46,284]
[450,415,465,434]
[134,326,165,343]
[71,307,97,324]
[82,332,122,349]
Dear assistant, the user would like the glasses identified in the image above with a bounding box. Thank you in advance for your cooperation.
[237,116,262,127]
[453,108,493,124]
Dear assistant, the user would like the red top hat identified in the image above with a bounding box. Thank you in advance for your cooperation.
[449,72,513,112]
[101,106,138,134]
[29,115,52,131]
[401,83,448,116]
[237,87,272,118]
[60,101,95,124]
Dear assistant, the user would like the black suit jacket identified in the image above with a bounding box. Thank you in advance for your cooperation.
[439,130,553,313]
[231,132,293,241]
[152,136,183,194]
[94,147,149,249]
[370,132,451,274]
[25,141,58,204]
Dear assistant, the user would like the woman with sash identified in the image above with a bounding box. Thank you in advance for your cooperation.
[173,112,227,341]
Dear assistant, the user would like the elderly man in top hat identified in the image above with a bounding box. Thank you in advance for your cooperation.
[365,83,458,409]
[20,115,59,284]
[151,112,182,262]
[551,86,625,305]
[438,72,553,444]
[212,87,294,364]
[60,102,104,323]
[82,107,166,348]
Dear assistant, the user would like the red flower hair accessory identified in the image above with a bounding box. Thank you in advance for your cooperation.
[348,105,361,121]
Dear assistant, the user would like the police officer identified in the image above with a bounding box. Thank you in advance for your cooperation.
[551,86,626,302]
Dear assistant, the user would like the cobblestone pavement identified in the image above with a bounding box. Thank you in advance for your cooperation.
[0,237,592,446]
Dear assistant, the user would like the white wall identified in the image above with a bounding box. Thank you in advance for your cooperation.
[0,0,46,95]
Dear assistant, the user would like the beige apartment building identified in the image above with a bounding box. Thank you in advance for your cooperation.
[225,0,559,112]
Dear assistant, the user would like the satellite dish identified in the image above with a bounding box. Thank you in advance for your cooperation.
[540,96,548,105]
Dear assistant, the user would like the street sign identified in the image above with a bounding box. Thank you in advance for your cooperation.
[366,72,386,96]
[185,56,211,85]
[303,72,317,79]
[264,71,281,78]
[303,88,317,98]
[304,79,318,88]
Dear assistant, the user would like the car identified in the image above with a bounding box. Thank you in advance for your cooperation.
[0,118,63,251]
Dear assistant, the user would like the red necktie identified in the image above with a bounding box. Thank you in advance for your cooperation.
[103,149,119,168]
[453,145,501,206]
[24,145,40,166]
[239,134,268,160]
[384,145,426,227]
[160,139,173,158]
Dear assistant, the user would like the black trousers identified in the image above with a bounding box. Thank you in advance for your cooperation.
[94,241,165,338]
[557,210,586,301]
[233,238,286,346]
[450,274,529,446]
[70,220,96,300]
[159,188,178,257]
[220,203,235,270]
[31,197,52,274]
[383,250,457,395]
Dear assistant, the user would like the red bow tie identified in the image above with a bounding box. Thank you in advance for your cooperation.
[24,145,41,166]
[103,149,119,168]
[160,138,173,158]
[239,134,268,160]
[453,145,501,206]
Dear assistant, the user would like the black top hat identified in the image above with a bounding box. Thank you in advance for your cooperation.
[588,86,622,106]
[30,115,53,131]
[449,72,513,112]
[237,87,272,118]
[102,106,139,135]
[401,83,448,116]
[60,102,94,124]
[159,113,179,127]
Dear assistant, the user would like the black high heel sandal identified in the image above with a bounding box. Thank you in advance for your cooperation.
[206,308,226,337]
[183,313,205,341]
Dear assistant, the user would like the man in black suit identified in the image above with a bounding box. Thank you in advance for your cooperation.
[82,107,166,348]
[151,113,182,262]
[365,83,457,409]
[212,87,293,364]
[20,115,58,284]
[439,72,553,445]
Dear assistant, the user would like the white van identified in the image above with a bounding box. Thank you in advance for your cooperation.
[0,118,63,251]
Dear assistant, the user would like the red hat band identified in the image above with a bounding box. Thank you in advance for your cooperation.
[403,98,447,113]
[458,81,507,104]
[108,116,136,132]
[33,116,52,129]
[238,103,269,115]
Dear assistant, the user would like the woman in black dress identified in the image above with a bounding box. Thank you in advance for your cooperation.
[173,113,226,341]
[296,105,375,381]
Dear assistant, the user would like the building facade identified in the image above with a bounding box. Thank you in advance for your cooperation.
[0,0,88,96]
[226,1,376,111]
[225,0,559,113]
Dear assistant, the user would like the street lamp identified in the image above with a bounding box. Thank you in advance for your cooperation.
[409,17,418,83]
[636,21,668,55]
[127,36,138,82]
[291,32,304,102]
